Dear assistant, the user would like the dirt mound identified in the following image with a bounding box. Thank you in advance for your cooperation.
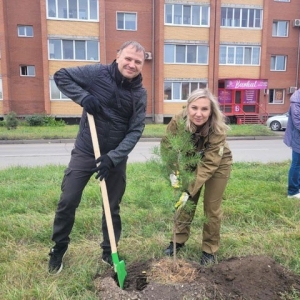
[94,255,300,300]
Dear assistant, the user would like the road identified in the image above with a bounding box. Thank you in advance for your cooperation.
[0,138,290,170]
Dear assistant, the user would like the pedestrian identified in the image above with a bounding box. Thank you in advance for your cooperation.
[284,88,300,199]
[161,88,232,265]
[48,41,147,274]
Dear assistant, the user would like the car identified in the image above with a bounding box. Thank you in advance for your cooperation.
[266,112,289,131]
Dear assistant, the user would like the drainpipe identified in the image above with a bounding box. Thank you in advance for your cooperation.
[151,0,155,122]
[213,0,217,92]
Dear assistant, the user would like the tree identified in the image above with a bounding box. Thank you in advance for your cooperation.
[157,119,202,265]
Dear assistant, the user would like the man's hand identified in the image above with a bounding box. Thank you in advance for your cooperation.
[175,192,190,210]
[92,155,114,181]
[81,95,101,115]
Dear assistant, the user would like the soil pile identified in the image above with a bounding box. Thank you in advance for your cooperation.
[94,255,300,300]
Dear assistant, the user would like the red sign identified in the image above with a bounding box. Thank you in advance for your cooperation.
[225,79,268,90]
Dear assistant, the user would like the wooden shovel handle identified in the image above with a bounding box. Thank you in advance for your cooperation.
[87,113,117,253]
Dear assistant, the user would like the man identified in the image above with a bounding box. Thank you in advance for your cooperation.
[48,41,147,274]
[284,88,300,199]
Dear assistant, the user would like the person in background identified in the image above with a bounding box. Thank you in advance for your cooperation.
[48,41,147,274]
[161,88,232,265]
[284,88,300,199]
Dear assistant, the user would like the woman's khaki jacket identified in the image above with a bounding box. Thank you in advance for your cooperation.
[161,112,233,197]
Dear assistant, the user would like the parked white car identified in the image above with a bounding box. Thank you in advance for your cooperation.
[266,112,289,131]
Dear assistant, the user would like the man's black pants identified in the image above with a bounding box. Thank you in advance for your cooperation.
[51,148,127,253]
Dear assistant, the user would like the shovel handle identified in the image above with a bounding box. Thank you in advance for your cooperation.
[87,113,117,253]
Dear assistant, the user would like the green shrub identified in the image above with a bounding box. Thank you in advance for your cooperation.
[5,112,18,130]
[43,115,65,127]
[25,114,65,127]
[25,114,45,126]
[0,120,6,127]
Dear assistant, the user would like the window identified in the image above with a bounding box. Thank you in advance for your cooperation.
[221,7,262,28]
[18,25,33,37]
[47,0,98,20]
[117,12,137,30]
[20,66,35,76]
[50,79,69,100]
[164,81,207,101]
[164,44,208,64]
[274,0,290,2]
[48,39,99,61]
[270,55,286,71]
[220,45,260,65]
[268,89,285,104]
[165,4,210,26]
[0,79,3,99]
[272,21,288,37]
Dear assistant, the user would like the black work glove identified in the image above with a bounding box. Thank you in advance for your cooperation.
[81,95,101,115]
[92,154,114,181]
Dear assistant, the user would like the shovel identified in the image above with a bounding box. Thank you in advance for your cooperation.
[87,113,127,289]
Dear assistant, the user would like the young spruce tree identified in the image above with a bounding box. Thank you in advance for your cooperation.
[159,118,202,264]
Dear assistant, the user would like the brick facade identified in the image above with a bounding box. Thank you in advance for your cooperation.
[0,0,299,122]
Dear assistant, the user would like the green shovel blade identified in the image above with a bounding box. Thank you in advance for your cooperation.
[111,252,127,289]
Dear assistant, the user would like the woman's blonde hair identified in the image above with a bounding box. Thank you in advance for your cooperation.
[183,88,230,135]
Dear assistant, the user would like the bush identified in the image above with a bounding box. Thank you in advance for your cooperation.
[5,111,18,130]
[25,114,65,127]
[43,115,65,127]
[25,114,44,126]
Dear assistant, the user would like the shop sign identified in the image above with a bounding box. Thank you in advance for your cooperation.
[225,79,268,90]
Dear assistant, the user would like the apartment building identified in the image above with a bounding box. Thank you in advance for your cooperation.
[0,0,299,124]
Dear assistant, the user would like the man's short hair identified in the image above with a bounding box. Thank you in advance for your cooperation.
[118,41,145,58]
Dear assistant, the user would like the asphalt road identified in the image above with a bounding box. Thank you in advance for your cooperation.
[0,136,291,170]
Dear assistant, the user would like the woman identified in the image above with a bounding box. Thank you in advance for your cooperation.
[161,88,232,265]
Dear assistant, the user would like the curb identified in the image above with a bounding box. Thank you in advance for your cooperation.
[227,135,283,141]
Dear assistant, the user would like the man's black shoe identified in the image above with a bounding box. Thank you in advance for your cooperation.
[164,242,184,256]
[102,252,113,267]
[48,244,68,274]
[101,251,125,267]
[200,251,216,266]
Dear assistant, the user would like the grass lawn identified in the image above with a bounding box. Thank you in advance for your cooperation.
[0,123,277,140]
[0,160,299,299]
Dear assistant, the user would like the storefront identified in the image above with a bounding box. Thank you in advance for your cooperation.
[218,78,268,124]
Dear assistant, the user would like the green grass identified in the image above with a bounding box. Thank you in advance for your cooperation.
[0,125,79,140]
[227,124,276,136]
[0,123,276,140]
[0,160,299,299]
